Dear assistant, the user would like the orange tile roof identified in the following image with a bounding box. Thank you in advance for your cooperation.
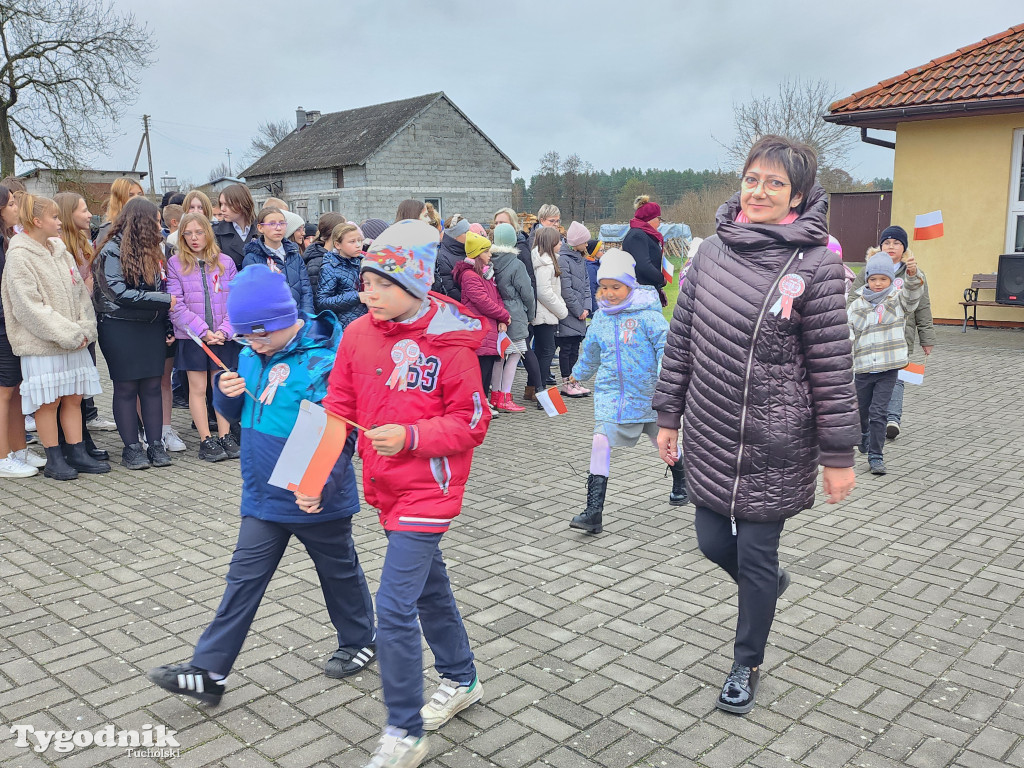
[829,23,1024,118]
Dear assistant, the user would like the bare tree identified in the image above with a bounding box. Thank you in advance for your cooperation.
[246,118,293,162]
[0,0,154,177]
[720,77,857,172]
[664,180,738,239]
[208,162,232,183]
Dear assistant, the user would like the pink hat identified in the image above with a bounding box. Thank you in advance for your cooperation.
[469,223,487,236]
[566,221,590,247]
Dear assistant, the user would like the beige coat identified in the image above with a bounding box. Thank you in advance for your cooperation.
[1,233,97,357]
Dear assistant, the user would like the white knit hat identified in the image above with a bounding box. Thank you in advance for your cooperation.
[596,248,637,287]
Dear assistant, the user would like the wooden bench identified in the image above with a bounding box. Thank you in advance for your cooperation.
[960,273,1004,331]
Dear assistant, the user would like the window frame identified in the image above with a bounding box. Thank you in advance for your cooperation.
[424,197,442,218]
[1006,127,1024,252]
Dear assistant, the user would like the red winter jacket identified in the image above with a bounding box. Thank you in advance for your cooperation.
[324,293,491,533]
[452,261,510,357]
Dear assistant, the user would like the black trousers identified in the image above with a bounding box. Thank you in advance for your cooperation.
[533,324,557,385]
[557,336,582,379]
[855,369,898,459]
[478,355,499,396]
[695,506,784,667]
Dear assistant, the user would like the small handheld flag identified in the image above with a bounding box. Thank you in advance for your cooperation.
[914,211,943,240]
[898,362,925,385]
[662,255,675,284]
[535,386,568,417]
[497,331,512,358]
[269,400,348,497]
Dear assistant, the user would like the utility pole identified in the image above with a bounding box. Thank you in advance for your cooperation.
[225,149,232,177]
[132,115,156,195]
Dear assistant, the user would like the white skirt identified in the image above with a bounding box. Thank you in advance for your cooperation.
[20,348,102,414]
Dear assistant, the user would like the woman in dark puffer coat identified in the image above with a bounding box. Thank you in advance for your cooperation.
[654,135,858,717]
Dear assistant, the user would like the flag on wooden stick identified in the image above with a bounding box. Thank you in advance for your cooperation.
[535,386,568,417]
[914,211,943,240]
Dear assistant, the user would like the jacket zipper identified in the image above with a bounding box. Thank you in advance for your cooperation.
[727,248,802,536]
[614,317,624,423]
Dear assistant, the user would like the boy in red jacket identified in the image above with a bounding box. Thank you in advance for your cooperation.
[323,220,489,768]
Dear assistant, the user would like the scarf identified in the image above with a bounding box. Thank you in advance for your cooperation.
[598,287,638,315]
[629,217,664,246]
[860,284,894,307]
[734,210,799,225]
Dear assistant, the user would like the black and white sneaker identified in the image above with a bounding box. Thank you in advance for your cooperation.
[218,433,241,459]
[325,644,376,678]
[198,436,228,462]
[147,663,224,705]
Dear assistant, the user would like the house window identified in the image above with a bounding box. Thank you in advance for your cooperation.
[424,197,442,218]
[1008,128,1024,252]
[319,198,337,214]
[291,199,308,221]
[335,168,344,189]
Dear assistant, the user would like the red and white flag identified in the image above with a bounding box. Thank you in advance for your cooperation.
[497,331,512,358]
[268,400,348,497]
[535,386,568,417]
[662,255,675,284]
[914,210,943,240]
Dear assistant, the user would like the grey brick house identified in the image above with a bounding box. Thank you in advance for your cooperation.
[240,92,517,225]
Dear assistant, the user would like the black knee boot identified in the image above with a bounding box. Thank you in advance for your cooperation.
[669,462,689,505]
[570,474,606,534]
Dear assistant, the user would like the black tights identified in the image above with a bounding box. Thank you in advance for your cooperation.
[112,377,162,447]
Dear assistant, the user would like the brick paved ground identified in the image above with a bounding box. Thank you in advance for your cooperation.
[1,325,1023,768]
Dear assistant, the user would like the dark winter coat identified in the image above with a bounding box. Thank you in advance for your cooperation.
[515,230,536,293]
[242,238,314,316]
[302,241,330,289]
[316,251,367,330]
[213,220,258,270]
[452,260,510,357]
[622,227,665,288]
[434,234,465,301]
[93,235,173,323]
[490,245,535,341]
[556,244,593,338]
[584,258,600,314]
[652,185,859,525]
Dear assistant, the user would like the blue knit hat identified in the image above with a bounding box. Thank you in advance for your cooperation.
[865,252,896,282]
[227,264,299,334]
[360,220,440,300]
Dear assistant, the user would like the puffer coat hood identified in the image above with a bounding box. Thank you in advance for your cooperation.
[242,238,314,316]
[653,185,859,525]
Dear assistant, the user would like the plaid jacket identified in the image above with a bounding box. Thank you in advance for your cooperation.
[848,272,923,374]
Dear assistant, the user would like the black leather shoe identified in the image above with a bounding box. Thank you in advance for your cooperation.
[570,474,606,534]
[64,442,111,474]
[716,663,759,714]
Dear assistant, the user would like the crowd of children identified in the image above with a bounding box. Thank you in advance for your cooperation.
[0,165,934,766]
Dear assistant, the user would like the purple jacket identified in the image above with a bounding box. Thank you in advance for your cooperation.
[167,253,237,340]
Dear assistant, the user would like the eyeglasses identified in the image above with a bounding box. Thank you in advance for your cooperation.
[741,176,790,195]
[231,331,270,346]
[542,217,561,225]
[260,221,287,229]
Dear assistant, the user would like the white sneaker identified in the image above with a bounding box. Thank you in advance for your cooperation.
[86,416,117,432]
[162,426,186,452]
[0,455,38,478]
[363,727,428,768]
[12,448,46,468]
[420,676,483,731]
[25,415,36,432]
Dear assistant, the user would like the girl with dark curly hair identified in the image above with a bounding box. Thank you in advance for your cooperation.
[94,197,178,469]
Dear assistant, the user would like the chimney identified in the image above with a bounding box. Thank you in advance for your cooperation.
[306,110,321,124]
[296,107,306,130]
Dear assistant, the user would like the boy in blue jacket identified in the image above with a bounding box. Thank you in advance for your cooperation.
[146,265,375,705]
[568,249,685,534]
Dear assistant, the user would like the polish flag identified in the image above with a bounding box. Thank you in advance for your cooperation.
[268,400,348,496]
[662,255,675,284]
[535,386,568,417]
[914,210,943,240]
[898,362,925,385]
[497,331,512,358]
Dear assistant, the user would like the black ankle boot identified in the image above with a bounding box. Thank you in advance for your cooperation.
[64,442,111,474]
[570,473,606,534]
[82,428,109,461]
[669,462,689,506]
[43,446,78,481]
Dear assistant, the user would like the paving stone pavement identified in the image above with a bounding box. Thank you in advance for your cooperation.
[1,325,1023,768]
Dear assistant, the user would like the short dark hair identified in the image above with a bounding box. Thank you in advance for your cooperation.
[169,193,185,206]
[742,135,817,212]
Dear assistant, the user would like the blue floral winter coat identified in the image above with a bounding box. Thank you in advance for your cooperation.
[316,251,367,330]
[572,286,668,424]
[242,238,314,316]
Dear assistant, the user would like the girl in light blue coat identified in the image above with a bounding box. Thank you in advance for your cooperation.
[568,249,686,534]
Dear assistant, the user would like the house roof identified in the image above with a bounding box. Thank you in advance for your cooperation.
[826,23,1024,129]
[241,92,517,178]
[17,167,147,178]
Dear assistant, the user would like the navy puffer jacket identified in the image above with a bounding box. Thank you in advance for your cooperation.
[316,251,366,330]
[653,185,859,525]
[242,238,314,316]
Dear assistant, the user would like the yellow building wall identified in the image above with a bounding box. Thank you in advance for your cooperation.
[891,114,1024,323]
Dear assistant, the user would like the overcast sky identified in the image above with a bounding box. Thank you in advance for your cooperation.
[100,0,1022,192]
